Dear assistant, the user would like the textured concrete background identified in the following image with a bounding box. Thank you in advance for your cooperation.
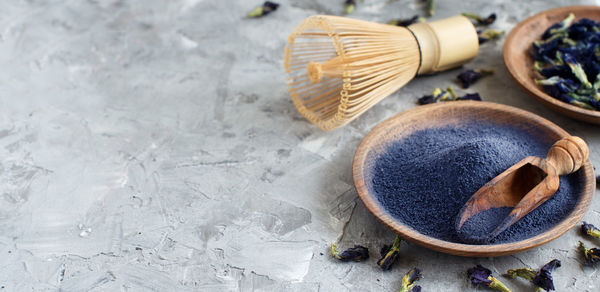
[1,0,600,291]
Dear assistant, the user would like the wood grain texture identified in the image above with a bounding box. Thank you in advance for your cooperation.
[504,5,600,124]
[352,101,595,257]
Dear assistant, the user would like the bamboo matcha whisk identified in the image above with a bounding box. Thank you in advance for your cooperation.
[284,15,479,130]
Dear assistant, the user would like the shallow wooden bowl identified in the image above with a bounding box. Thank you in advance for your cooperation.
[504,5,600,124]
[352,101,595,257]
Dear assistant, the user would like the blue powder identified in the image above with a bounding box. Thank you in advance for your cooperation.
[456,207,512,244]
[370,123,582,244]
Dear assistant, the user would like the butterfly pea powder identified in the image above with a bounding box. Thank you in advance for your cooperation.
[370,123,582,244]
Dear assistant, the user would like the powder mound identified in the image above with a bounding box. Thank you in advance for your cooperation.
[370,124,581,244]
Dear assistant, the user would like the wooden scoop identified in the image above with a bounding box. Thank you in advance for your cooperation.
[456,136,589,244]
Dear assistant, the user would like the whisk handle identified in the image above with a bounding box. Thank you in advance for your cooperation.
[408,16,478,74]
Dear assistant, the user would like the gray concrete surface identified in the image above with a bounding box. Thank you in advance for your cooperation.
[1,0,600,291]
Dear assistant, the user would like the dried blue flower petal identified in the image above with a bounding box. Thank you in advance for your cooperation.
[532,259,561,291]
[344,0,356,15]
[579,241,600,266]
[458,93,482,101]
[468,265,512,292]
[387,15,425,27]
[247,1,280,18]
[582,222,600,239]
[462,12,497,26]
[399,268,422,292]
[468,265,493,286]
[506,259,560,291]
[457,69,494,88]
[331,243,369,262]
[418,87,482,104]
[378,236,401,270]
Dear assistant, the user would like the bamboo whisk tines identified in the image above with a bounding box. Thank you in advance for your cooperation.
[284,15,478,131]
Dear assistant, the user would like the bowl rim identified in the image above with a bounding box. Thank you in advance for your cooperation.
[352,101,595,257]
[503,5,600,122]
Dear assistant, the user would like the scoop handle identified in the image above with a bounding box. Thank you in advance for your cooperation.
[545,136,589,175]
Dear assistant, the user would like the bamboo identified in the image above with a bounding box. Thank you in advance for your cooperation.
[283,15,478,131]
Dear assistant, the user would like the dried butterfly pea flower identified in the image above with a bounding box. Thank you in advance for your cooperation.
[331,243,369,262]
[378,235,401,270]
[247,1,280,18]
[460,93,482,101]
[399,268,422,292]
[387,15,425,27]
[478,29,505,44]
[457,69,494,88]
[579,241,600,266]
[563,53,593,88]
[344,0,356,15]
[462,12,497,26]
[467,265,512,292]
[582,222,600,239]
[543,13,575,39]
[532,259,561,291]
[417,87,482,104]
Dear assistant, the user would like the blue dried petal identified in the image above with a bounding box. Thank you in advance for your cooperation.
[338,245,369,262]
[462,12,496,26]
[400,268,422,292]
[411,286,422,292]
[457,70,480,88]
[579,241,600,266]
[377,236,401,270]
[582,222,600,238]
[468,265,492,286]
[458,93,482,101]
[457,69,493,88]
[331,243,369,262]
[247,1,280,18]
[417,94,436,105]
[532,259,561,291]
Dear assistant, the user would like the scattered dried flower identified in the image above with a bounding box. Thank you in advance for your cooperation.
[457,69,494,88]
[331,243,369,262]
[378,236,401,270]
[467,265,512,292]
[398,268,422,292]
[247,1,280,18]
[582,222,600,239]
[579,241,600,266]
[532,259,561,291]
[462,12,497,26]
[418,87,482,104]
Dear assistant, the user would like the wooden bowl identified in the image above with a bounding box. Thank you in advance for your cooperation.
[504,5,600,124]
[352,101,595,257]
